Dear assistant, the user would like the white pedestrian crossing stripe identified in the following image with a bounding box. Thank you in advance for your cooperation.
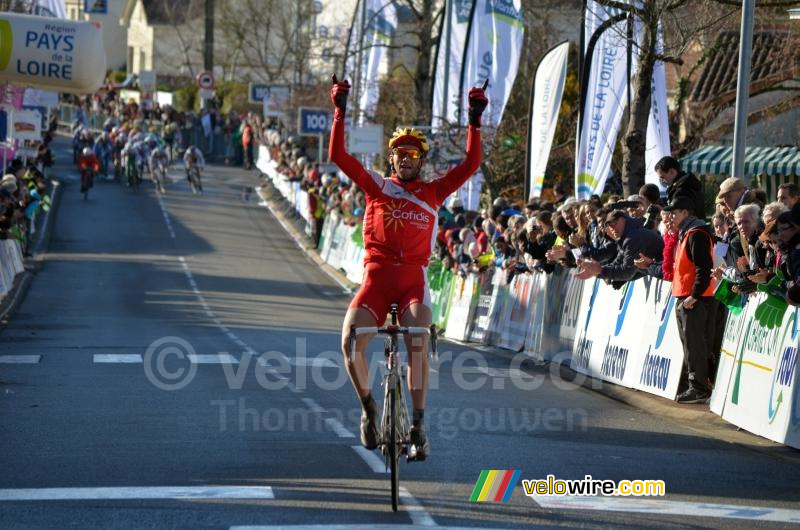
[0,355,41,364]
[189,354,239,364]
[289,357,337,368]
[0,486,273,501]
[531,494,800,524]
[93,354,143,363]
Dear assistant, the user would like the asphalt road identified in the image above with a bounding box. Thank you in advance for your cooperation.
[1,140,799,529]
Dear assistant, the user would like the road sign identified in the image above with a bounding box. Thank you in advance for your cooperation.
[249,84,291,106]
[348,125,384,154]
[197,71,215,89]
[138,70,156,92]
[298,108,330,136]
[199,88,215,100]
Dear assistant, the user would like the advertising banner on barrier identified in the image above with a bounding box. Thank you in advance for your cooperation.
[710,302,750,415]
[445,274,477,342]
[429,264,456,330]
[484,269,510,346]
[496,273,535,351]
[571,278,650,389]
[522,272,548,360]
[468,271,495,343]
[536,268,583,361]
[632,279,684,399]
[710,296,800,449]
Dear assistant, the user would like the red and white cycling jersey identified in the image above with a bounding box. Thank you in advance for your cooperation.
[329,116,481,267]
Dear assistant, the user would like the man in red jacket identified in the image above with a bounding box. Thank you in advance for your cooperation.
[329,75,486,460]
[77,147,101,195]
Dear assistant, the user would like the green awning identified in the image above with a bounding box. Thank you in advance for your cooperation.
[680,145,800,177]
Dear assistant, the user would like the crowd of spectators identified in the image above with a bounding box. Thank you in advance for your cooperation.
[1,158,52,255]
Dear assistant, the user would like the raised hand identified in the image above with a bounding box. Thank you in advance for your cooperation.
[330,74,351,113]
[467,79,489,128]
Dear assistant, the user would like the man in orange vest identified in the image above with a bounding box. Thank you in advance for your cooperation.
[663,197,717,404]
[242,120,254,170]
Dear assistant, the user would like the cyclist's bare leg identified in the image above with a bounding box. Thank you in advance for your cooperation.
[340,306,377,399]
[400,303,431,411]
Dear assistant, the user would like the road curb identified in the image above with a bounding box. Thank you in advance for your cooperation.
[0,177,62,324]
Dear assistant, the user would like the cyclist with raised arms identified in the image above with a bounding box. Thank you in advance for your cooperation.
[329,74,487,461]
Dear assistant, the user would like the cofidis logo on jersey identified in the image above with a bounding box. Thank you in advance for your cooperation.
[383,200,431,231]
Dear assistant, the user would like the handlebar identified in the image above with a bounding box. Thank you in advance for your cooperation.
[353,326,430,336]
[348,325,438,364]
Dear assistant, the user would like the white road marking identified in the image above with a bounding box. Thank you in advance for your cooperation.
[351,445,387,474]
[0,355,41,364]
[232,527,487,530]
[189,354,239,365]
[531,495,800,524]
[157,195,176,239]
[93,354,143,364]
[400,487,437,526]
[325,418,355,438]
[0,486,274,501]
[290,357,337,368]
[301,398,326,414]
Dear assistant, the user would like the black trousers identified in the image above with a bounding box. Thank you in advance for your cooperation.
[675,296,717,393]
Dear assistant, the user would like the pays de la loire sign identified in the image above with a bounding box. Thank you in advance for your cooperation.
[0,13,106,93]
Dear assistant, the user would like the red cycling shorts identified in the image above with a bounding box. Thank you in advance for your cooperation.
[349,262,431,324]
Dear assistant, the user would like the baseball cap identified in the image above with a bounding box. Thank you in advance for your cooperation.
[716,177,746,201]
[663,197,695,212]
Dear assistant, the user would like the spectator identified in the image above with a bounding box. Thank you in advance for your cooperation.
[655,156,705,220]
[716,176,765,214]
[242,120,254,170]
[575,210,664,283]
[665,197,717,403]
[763,201,788,225]
[777,183,800,209]
[777,207,800,304]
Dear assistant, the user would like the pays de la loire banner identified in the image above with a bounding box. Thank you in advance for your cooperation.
[0,13,106,93]
[527,41,569,199]
[574,15,630,200]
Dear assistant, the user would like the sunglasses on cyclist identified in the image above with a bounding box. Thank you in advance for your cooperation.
[392,147,422,160]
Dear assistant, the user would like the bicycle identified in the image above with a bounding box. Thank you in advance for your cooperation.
[348,304,437,512]
[187,164,203,194]
[152,159,167,193]
[126,157,140,192]
[80,169,94,200]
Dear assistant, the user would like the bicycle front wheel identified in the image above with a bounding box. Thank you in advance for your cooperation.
[388,374,400,512]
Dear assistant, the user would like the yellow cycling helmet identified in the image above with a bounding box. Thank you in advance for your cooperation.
[388,127,430,154]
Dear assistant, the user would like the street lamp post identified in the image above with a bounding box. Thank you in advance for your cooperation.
[731,0,755,183]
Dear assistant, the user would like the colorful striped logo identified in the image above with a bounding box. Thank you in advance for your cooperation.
[469,470,521,502]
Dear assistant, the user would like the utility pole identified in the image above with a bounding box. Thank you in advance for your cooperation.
[203,0,215,109]
[731,0,755,182]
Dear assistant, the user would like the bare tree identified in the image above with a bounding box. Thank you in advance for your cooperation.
[216,0,316,84]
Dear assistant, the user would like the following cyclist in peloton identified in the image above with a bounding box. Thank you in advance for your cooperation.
[183,145,205,194]
[329,74,487,461]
